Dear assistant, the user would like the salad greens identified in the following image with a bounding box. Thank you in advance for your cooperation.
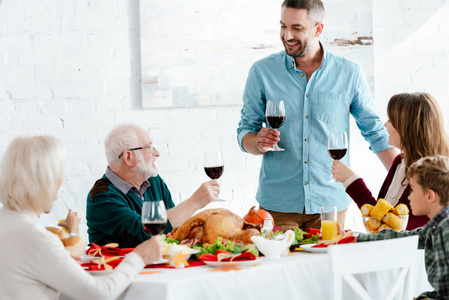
[192,237,259,257]
[161,235,180,245]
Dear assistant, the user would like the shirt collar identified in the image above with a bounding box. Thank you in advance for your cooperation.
[426,206,449,229]
[285,41,327,71]
[105,167,151,197]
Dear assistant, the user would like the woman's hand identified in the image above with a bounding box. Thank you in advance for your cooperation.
[59,209,81,235]
[134,235,162,265]
[331,161,355,183]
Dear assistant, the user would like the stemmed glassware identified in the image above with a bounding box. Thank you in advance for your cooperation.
[328,131,348,182]
[266,100,286,151]
[204,149,225,202]
[141,200,167,235]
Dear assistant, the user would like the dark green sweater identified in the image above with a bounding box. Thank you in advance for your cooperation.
[86,175,175,247]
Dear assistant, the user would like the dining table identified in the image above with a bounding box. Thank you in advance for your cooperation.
[80,248,433,300]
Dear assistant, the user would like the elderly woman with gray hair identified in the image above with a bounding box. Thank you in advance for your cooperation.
[0,135,161,300]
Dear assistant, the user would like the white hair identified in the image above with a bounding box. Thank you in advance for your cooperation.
[0,135,67,212]
[104,123,146,165]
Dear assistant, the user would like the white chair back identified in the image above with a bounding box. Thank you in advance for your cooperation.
[328,235,419,300]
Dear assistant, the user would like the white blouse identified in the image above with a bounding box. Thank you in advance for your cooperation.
[384,160,408,207]
[0,207,145,300]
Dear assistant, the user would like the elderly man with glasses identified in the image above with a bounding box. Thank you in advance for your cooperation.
[86,123,220,247]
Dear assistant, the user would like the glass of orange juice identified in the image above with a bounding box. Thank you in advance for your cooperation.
[320,206,339,240]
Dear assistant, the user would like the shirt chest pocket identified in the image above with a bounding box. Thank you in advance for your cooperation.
[311,93,346,124]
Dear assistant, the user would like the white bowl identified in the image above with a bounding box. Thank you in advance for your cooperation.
[251,230,295,259]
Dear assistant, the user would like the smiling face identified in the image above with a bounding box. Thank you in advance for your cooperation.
[280,7,319,58]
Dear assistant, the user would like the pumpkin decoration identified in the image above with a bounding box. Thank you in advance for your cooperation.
[243,206,274,226]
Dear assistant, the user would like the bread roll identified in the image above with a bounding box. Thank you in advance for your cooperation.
[63,235,84,247]
[63,235,87,257]
[46,226,68,240]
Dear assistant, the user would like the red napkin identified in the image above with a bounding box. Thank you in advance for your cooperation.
[86,243,134,257]
[198,251,256,262]
[227,252,256,261]
[311,243,329,248]
[81,257,124,271]
[312,236,355,248]
[337,236,355,244]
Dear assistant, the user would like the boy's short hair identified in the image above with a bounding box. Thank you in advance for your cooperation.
[407,155,449,206]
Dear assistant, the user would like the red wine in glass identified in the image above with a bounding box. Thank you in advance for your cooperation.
[204,166,224,180]
[266,115,286,129]
[266,100,286,151]
[204,150,225,201]
[328,131,348,182]
[328,148,347,160]
[143,221,167,235]
[141,200,167,235]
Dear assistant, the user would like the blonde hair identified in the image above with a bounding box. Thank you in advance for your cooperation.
[407,155,449,206]
[387,92,449,178]
[0,135,67,212]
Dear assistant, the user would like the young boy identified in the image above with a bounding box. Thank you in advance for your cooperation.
[355,155,449,300]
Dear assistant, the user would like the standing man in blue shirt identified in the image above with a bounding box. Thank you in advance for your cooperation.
[237,0,398,231]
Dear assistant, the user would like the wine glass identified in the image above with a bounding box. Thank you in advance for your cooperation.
[266,100,286,151]
[204,149,225,202]
[328,131,348,182]
[141,200,167,236]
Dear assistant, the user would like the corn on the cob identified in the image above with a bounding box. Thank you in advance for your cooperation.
[392,203,409,216]
[365,217,381,232]
[383,212,403,230]
[378,223,393,232]
[361,204,374,217]
[371,198,393,220]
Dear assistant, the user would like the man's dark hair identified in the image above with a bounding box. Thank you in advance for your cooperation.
[282,0,325,23]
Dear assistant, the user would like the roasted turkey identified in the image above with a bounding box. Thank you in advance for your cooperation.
[173,208,261,245]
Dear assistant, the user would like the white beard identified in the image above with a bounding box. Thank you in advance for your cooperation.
[133,152,158,178]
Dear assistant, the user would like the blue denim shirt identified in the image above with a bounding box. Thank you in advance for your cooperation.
[237,47,391,214]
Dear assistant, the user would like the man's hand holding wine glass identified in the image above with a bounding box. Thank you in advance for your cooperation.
[265,100,286,152]
[189,181,220,207]
[256,127,281,153]
[203,149,225,202]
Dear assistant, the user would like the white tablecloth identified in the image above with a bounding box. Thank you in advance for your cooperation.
[120,249,432,300]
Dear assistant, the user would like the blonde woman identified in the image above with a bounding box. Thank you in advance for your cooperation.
[332,93,449,229]
[0,136,161,300]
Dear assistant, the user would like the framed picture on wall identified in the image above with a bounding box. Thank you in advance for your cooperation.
[139,0,373,108]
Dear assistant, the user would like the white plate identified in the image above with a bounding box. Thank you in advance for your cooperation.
[152,258,169,265]
[300,244,327,253]
[162,249,200,259]
[203,259,260,268]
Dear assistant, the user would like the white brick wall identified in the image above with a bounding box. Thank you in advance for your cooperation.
[1,0,448,240]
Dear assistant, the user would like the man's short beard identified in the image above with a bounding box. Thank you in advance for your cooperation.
[284,40,310,58]
[133,152,158,178]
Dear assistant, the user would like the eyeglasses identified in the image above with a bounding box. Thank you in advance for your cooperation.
[118,145,154,159]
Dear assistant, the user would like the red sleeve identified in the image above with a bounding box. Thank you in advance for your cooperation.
[346,178,377,208]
